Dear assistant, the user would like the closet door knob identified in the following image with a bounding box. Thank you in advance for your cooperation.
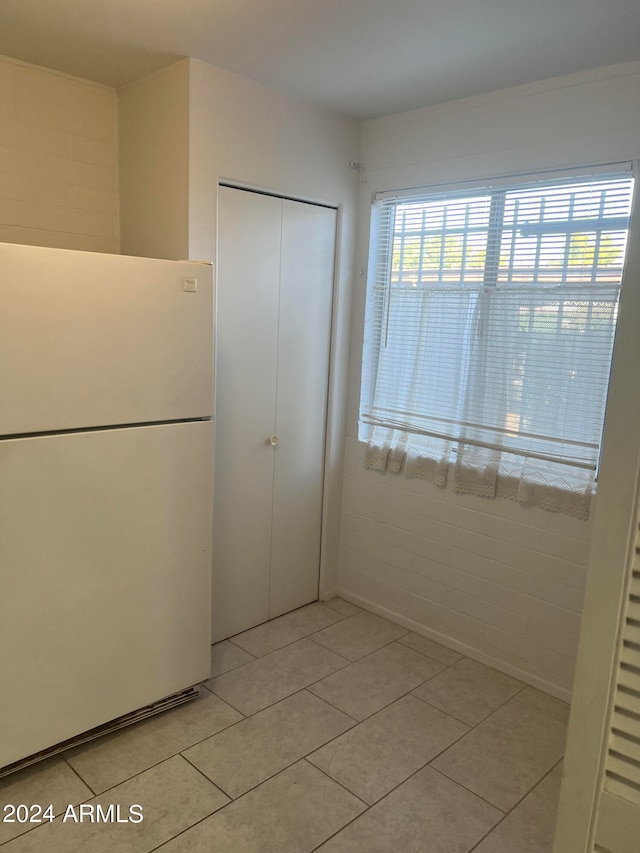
[270,435,279,446]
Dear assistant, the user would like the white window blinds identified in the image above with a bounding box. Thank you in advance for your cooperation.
[360,171,635,518]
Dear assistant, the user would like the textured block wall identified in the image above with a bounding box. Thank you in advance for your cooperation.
[341,439,590,696]
[343,63,640,697]
[0,57,118,253]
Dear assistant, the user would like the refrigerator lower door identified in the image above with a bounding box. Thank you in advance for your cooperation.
[0,421,213,769]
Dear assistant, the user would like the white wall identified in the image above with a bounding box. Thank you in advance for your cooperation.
[0,56,119,253]
[187,58,359,262]
[342,61,640,697]
[118,62,189,260]
[188,58,360,596]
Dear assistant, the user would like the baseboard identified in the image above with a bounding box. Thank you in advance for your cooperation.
[319,589,338,602]
[336,589,573,704]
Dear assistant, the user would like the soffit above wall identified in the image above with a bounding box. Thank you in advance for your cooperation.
[1,0,639,119]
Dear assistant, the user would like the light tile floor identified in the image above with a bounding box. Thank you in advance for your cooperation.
[0,599,568,852]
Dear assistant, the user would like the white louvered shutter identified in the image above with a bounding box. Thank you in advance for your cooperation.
[592,515,640,853]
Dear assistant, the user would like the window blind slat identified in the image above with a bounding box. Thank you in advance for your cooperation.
[360,172,635,514]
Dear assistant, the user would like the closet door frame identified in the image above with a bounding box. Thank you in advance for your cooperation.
[214,179,343,613]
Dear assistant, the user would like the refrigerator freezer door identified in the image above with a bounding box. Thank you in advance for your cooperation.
[0,244,213,435]
[0,421,213,769]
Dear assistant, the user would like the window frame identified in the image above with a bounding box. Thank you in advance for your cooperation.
[359,163,636,480]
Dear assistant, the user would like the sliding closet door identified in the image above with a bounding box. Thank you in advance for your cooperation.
[212,186,336,641]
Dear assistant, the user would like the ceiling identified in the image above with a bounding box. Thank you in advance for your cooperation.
[1,0,639,119]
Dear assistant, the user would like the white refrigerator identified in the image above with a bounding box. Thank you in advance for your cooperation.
[0,243,214,772]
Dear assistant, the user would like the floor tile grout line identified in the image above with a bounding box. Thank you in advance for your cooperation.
[208,637,353,689]
[412,679,532,729]
[481,681,570,728]
[58,752,225,807]
[309,806,366,853]
[176,691,360,801]
[511,690,571,724]
[411,684,536,815]
[304,633,394,667]
[180,722,358,802]
[210,614,463,701]
[207,680,362,725]
[427,763,509,816]
[305,728,440,809]
[0,774,101,847]
[322,601,363,618]
[306,754,508,853]
[302,760,378,853]
[146,800,226,853]
[99,678,471,821]
[308,612,409,641]
[466,815,508,853]
[466,764,563,852]
[189,681,473,806]
[201,684,248,719]
[179,752,233,798]
[207,680,338,721]
[306,669,456,725]
[365,722,478,804]
[316,684,468,730]
[0,749,204,849]
[150,788,229,852]
[156,688,362,801]
[304,685,391,723]
[210,635,468,726]
[208,652,350,713]
[261,684,480,810]
[410,690,480,727]
[220,639,257,662]
[231,612,393,661]
[396,634,465,667]
[61,752,97,797]
[428,740,564,818]
[302,629,451,686]
[207,615,549,733]
[216,605,565,712]
[146,755,371,853]
[220,628,346,662]
[236,600,352,637]
[300,757,370,808]
[64,676,557,830]
[224,605,436,664]
[223,603,353,658]
[364,739,500,813]
[409,678,525,727]
[115,691,262,771]
[299,687,361,724]
[152,750,560,853]
[208,631,371,709]
[331,689,509,816]
[2,737,559,847]
[154,706,254,762]
[0,815,46,845]
[417,682,567,815]
[225,636,258,655]
[208,647,257,679]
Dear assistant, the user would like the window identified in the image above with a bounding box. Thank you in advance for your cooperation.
[360,169,635,519]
